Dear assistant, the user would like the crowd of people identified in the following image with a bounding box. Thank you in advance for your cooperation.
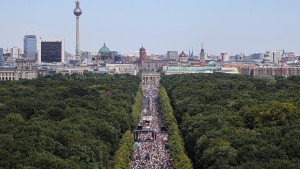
[130,84,173,169]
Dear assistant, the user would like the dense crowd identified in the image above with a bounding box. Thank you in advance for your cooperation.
[130,84,173,169]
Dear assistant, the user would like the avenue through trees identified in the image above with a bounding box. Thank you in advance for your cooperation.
[129,76,172,168]
[1,72,299,168]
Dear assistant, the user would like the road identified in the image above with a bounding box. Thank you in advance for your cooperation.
[129,83,172,169]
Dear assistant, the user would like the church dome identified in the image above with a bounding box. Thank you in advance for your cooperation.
[179,51,187,58]
[99,43,110,54]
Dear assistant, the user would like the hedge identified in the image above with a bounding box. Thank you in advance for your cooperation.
[114,83,143,168]
[159,86,193,169]
[113,130,134,169]
[131,83,143,129]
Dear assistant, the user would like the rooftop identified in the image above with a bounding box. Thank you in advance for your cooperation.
[167,66,218,72]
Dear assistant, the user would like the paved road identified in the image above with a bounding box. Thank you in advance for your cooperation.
[130,84,172,169]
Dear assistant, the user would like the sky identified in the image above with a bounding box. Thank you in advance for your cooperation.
[1,0,300,55]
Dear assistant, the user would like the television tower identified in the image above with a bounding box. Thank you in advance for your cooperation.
[74,0,82,60]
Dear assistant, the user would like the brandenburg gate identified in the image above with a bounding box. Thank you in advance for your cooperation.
[142,72,161,85]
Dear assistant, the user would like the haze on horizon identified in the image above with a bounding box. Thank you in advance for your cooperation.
[0,0,299,55]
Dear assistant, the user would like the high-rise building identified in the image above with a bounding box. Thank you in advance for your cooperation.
[74,0,82,59]
[38,39,65,63]
[139,46,146,65]
[11,47,23,59]
[220,53,229,62]
[167,51,179,61]
[250,53,264,60]
[268,50,282,64]
[0,48,3,66]
[24,35,37,61]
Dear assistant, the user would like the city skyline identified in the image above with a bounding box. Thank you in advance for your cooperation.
[1,0,300,55]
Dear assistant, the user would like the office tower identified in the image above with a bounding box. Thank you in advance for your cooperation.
[0,48,3,66]
[220,53,229,62]
[24,35,37,61]
[74,0,82,59]
[251,53,264,60]
[167,51,179,61]
[269,51,282,64]
[139,46,146,65]
[11,47,23,59]
[38,39,65,63]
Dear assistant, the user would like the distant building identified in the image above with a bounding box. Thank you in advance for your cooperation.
[165,66,218,75]
[262,52,271,64]
[220,53,229,62]
[114,54,121,62]
[106,64,138,75]
[0,48,3,66]
[38,39,65,63]
[252,66,300,76]
[217,67,239,74]
[188,50,195,61]
[98,43,111,61]
[24,35,37,61]
[93,43,114,63]
[142,60,167,70]
[265,50,282,64]
[139,46,146,65]
[11,47,23,59]
[0,59,38,81]
[200,44,206,62]
[179,51,188,63]
[56,68,88,75]
[3,49,11,62]
[120,55,128,63]
[250,53,264,60]
[167,51,178,61]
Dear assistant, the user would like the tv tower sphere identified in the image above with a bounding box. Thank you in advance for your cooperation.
[74,1,82,16]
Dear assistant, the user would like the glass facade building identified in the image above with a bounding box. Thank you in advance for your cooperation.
[24,35,37,61]
[40,41,63,63]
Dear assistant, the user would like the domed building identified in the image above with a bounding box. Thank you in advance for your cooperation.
[99,43,110,54]
[179,51,188,62]
[98,43,111,61]
[98,43,111,60]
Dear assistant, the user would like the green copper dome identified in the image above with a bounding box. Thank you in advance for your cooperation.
[99,43,110,54]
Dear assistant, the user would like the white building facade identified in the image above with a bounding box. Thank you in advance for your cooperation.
[106,64,138,75]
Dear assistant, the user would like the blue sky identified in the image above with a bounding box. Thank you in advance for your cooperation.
[1,0,300,55]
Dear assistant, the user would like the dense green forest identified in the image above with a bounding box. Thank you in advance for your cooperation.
[0,73,140,169]
[161,74,300,169]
